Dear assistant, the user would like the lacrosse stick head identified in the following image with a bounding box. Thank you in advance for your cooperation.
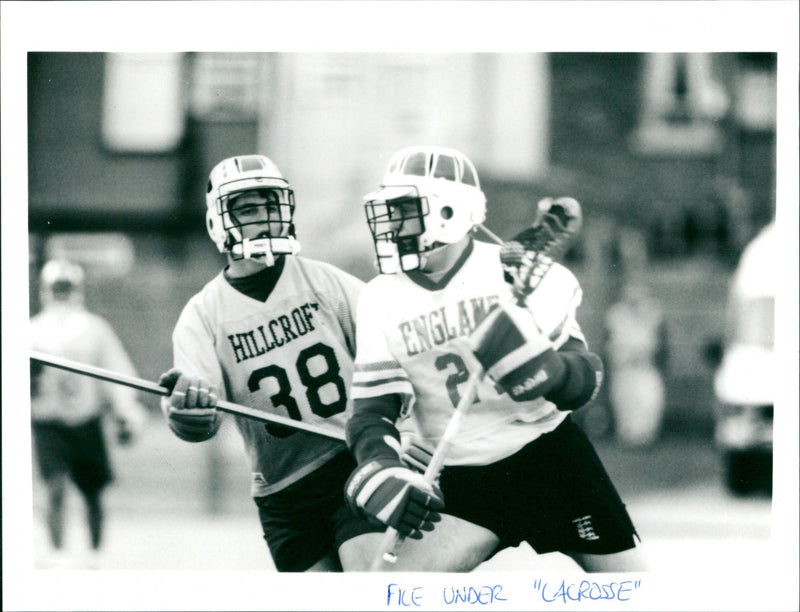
[500,197,583,301]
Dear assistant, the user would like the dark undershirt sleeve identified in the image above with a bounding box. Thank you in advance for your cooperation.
[346,394,404,464]
[544,337,604,411]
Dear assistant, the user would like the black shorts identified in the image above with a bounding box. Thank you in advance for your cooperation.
[32,417,113,494]
[438,416,639,555]
[254,451,384,572]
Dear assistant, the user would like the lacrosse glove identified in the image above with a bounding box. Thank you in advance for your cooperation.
[345,458,444,539]
[469,302,566,402]
[159,368,221,442]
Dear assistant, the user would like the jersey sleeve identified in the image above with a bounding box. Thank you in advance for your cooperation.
[322,264,364,358]
[161,299,226,440]
[523,262,586,349]
[523,265,601,411]
[350,284,415,410]
[544,336,604,411]
[171,299,225,388]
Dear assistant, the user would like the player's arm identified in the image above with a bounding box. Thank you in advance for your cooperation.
[159,303,223,443]
[345,281,444,538]
[470,301,602,410]
[345,394,444,539]
[346,394,404,463]
[545,337,604,411]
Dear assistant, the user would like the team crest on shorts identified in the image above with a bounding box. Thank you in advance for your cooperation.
[572,515,600,541]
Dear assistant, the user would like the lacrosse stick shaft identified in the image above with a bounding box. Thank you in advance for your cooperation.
[476,223,504,246]
[421,374,483,481]
[29,350,346,442]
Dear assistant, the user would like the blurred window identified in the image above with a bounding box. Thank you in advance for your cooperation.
[102,53,185,153]
[42,233,135,279]
[190,53,262,120]
[734,53,777,131]
[631,53,728,156]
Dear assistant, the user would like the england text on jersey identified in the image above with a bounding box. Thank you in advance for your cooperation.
[227,302,320,363]
[398,294,500,357]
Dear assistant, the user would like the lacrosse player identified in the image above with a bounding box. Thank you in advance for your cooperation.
[30,259,147,568]
[158,154,496,572]
[345,146,647,572]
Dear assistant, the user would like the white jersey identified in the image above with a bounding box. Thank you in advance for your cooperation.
[171,256,362,496]
[30,303,143,427]
[352,239,585,466]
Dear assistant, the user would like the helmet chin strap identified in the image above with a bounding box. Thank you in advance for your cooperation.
[240,239,277,266]
[393,240,454,273]
[418,236,472,274]
[234,236,301,264]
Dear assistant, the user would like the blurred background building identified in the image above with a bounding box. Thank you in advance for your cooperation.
[28,51,776,430]
[26,53,778,560]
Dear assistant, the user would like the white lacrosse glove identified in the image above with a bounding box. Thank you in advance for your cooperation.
[158,368,221,442]
[345,458,444,539]
[470,302,566,402]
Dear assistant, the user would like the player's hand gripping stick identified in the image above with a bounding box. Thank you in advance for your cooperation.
[373,197,583,569]
[29,350,346,441]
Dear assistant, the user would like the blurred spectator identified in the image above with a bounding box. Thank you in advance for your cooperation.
[710,222,774,495]
[603,281,669,447]
[30,259,147,568]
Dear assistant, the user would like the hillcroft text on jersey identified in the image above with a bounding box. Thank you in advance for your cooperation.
[226,301,321,362]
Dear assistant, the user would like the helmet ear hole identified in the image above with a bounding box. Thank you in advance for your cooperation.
[440,206,454,220]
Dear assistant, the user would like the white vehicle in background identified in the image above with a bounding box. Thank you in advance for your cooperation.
[712,222,775,495]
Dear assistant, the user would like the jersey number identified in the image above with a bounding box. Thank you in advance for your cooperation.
[247,342,347,438]
[435,352,503,408]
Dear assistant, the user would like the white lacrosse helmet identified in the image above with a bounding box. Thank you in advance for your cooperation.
[40,259,85,305]
[364,146,486,274]
[206,155,300,264]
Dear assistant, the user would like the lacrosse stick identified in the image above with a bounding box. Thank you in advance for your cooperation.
[29,350,346,442]
[373,197,583,569]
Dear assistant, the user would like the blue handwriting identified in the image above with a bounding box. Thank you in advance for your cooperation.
[385,583,507,607]
[387,583,424,607]
[533,578,642,604]
[442,585,507,606]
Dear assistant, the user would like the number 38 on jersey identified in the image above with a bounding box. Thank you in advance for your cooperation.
[247,341,348,437]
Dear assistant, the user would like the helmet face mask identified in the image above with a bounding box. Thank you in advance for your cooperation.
[365,186,430,273]
[217,185,296,261]
[364,146,486,274]
[206,155,300,265]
